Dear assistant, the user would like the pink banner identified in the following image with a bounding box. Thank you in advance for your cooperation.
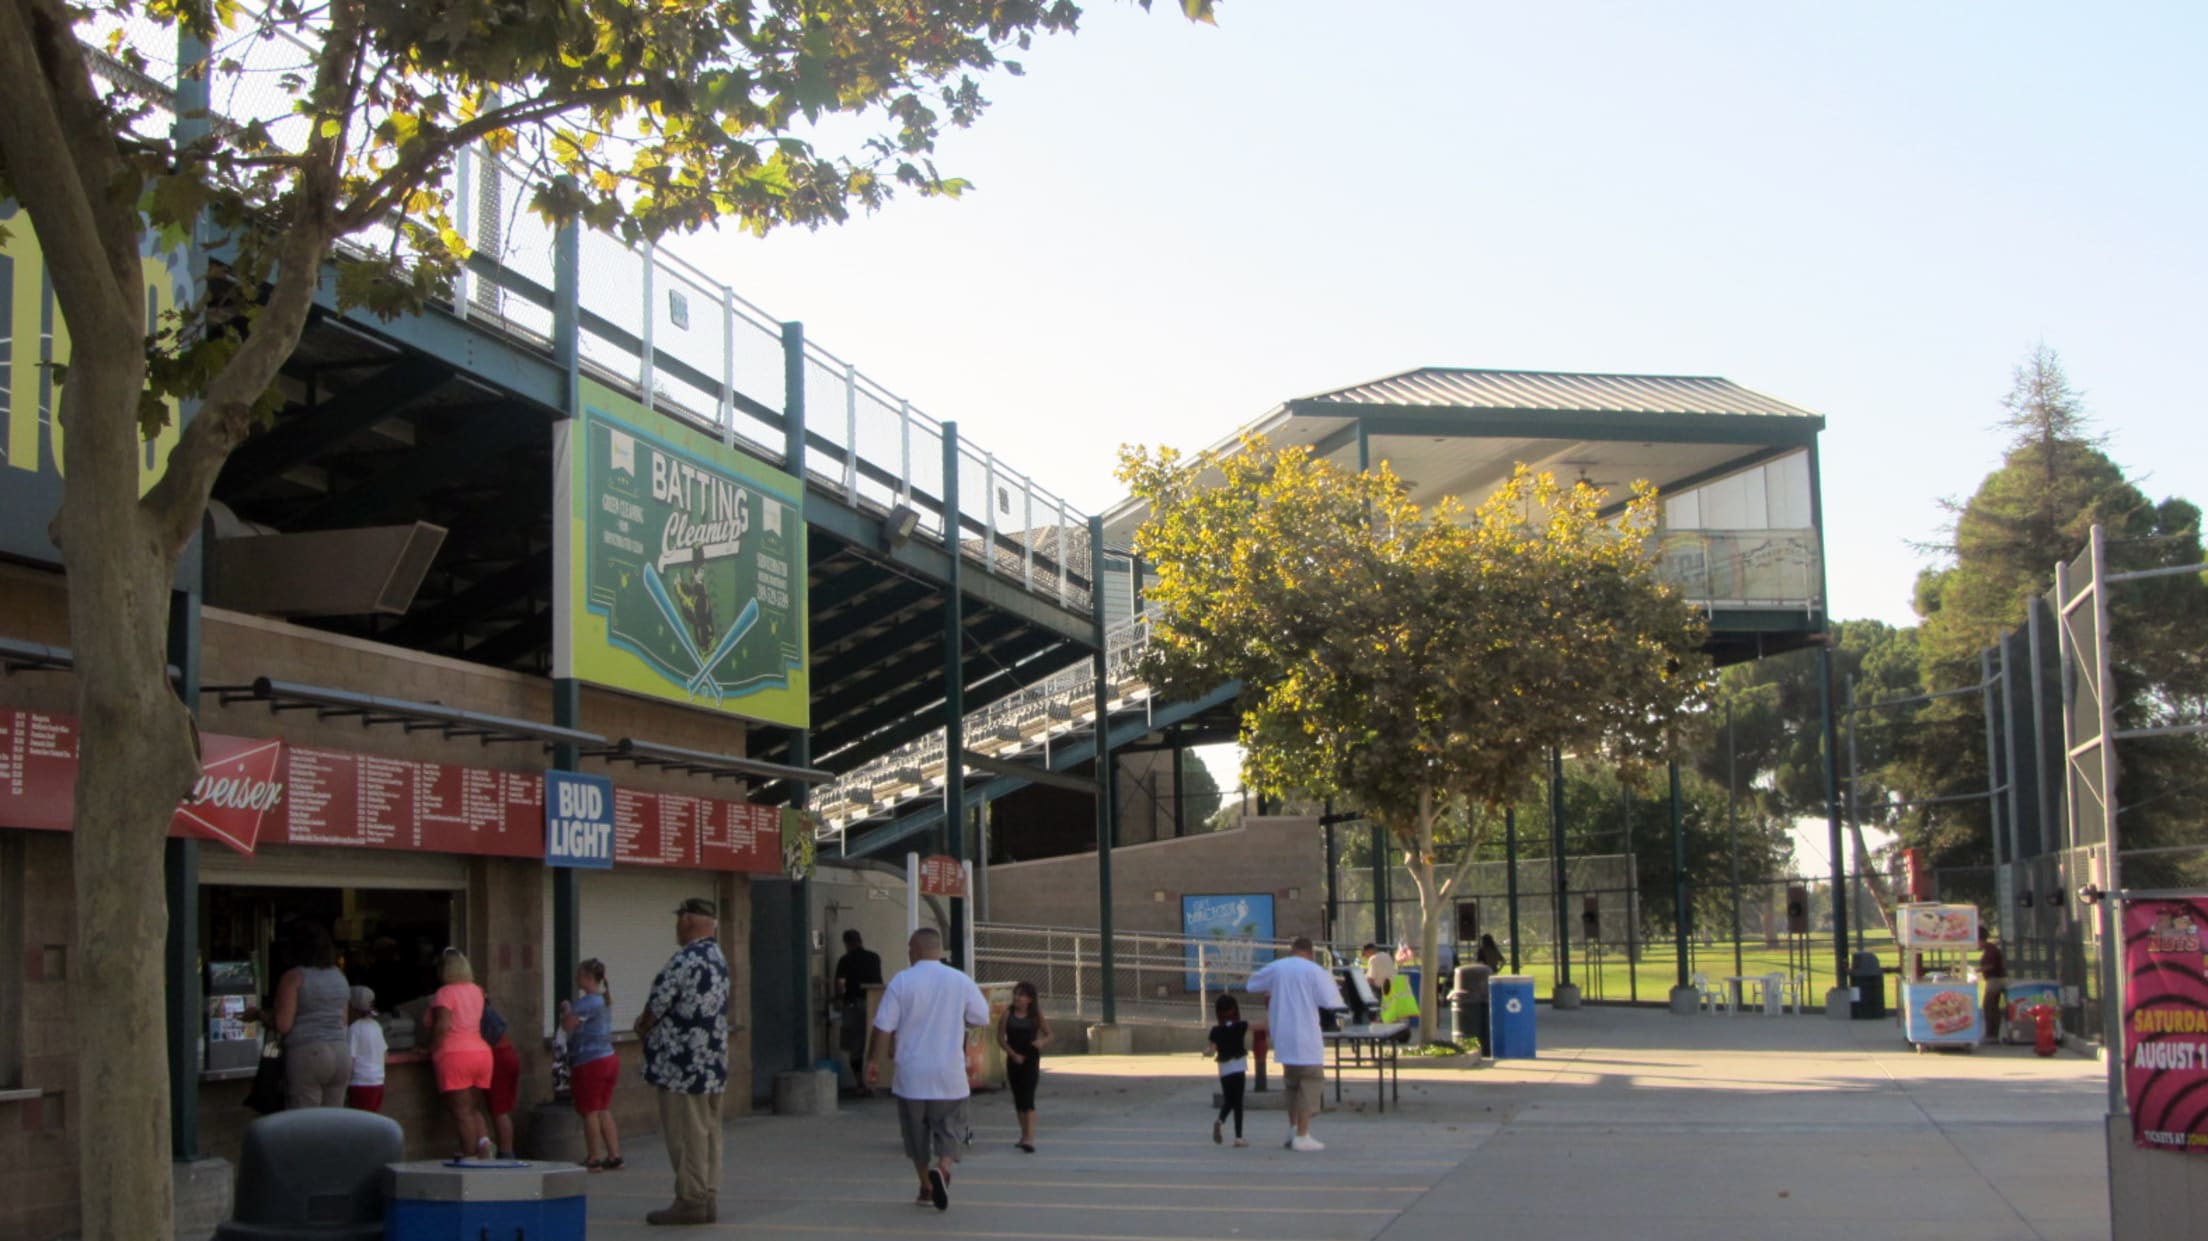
[2127,898,2208,1153]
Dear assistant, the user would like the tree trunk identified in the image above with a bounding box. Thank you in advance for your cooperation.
[57,345,200,1241]
[1849,820,1897,934]
[1400,787,1447,1047]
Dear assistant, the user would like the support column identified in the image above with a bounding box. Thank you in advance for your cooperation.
[1170,735,1186,838]
[166,22,211,1168]
[940,421,966,967]
[1370,822,1389,945]
[1980,649,2005,915]
[1727,703,1743,982]
[1819,644,1851,1007]
[549,209,587,1026]
[783,322,815,1057]
[1090,515,1117,1026]
[1550,749,1579,1007]
[1323,804,1339,943]
[1505,808,1521,973]
[1667,759,1696,1013]
[550,679,582,1027]
[164,590,201,1160]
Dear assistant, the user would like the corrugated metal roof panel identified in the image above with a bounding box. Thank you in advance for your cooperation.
[1296,368,1819,419]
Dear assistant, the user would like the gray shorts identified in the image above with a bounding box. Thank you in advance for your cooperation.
[1284,1063,1325,1115]
[896,1095,968,1169]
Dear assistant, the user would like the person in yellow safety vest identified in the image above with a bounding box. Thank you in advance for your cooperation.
[1379,945,1419,1025]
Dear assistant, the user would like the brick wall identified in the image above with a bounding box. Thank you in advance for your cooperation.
[0,832,78,1241]
[984,816,1326,943]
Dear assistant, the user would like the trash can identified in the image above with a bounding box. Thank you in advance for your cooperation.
[1449,964,1493,1056]
[215,1109,402,1240]
[385,1161,587,1241]
[1488,974,1537,1059]
[1849,951,1887,1021]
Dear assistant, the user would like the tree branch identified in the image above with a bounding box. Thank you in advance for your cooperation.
[0,0,140,344]
[141,0,368,553]
[336,85,638,231]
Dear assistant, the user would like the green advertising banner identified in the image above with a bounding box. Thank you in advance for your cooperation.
[555,380,807,726]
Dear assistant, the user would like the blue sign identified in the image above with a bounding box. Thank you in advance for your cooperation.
[544,772,615,869]
[1181,893,1275,989]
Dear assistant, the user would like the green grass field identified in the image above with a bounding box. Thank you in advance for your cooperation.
[1466,936,1902,1006]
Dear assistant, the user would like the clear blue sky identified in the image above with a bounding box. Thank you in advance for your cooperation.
[678,1,2208,628]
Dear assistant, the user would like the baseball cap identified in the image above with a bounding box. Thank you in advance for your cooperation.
[674,898,717,918]
[349,985,376,1013]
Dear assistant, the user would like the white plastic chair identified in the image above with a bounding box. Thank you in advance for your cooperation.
[1688,972,1729,1014]
[1759,972,1786,1015]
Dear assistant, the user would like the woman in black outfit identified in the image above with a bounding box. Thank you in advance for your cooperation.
[996,980,1053,1152]
[1208,993,1250,1147]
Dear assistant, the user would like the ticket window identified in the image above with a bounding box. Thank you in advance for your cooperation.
[200,883,463,1058]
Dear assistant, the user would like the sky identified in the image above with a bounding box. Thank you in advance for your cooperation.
[668,1,2208,630]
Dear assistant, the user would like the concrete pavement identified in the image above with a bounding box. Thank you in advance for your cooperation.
[580,1006,2109,1240]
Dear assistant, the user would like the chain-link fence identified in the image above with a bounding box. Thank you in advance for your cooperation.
[971,922,1361,1026]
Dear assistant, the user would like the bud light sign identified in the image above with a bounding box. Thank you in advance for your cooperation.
[545,772,615,869]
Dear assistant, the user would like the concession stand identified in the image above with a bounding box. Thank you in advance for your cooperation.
[0,698,796,1147]
[1896,901,1983,1051]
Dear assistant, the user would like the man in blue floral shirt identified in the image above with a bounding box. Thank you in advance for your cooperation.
[635,897,730,1226]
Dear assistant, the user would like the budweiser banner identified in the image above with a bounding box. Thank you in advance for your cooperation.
[2126,897,2208,1153]
[0,708,277,855]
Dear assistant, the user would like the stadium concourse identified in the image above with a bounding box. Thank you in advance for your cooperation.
[584,1006,2107,1241]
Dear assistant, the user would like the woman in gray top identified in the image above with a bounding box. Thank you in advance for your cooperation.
[271,922,352,1108]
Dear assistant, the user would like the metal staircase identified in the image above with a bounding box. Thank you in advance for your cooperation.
[813,614,1163,847]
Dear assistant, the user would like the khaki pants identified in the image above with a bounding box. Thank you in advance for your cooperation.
[285,1040,349,1109]
[657,1089,723,1209]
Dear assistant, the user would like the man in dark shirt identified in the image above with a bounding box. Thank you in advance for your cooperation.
[834,929,884,1095]
[1978,927,2007,1043]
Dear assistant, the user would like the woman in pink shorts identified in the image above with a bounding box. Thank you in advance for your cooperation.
[426,948,494,1160]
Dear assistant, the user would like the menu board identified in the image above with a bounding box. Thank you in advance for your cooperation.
[0,709,77,831]
[612,789,783,873]
[0,706,784,872]
[700,800,781,872]
[281,746,540,858]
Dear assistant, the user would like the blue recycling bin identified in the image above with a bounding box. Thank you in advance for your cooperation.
[385,1161,587,1241]
[1488,974,1537,1059]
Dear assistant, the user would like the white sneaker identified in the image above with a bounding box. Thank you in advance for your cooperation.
[1290,1135,1325,1152]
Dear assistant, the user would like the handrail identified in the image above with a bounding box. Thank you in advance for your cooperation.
[78,37,1096,620]
[813,613,1154,841]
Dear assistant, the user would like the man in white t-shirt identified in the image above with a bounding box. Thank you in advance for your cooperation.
[867,927,989,1211]
[1247,936,1347,1152]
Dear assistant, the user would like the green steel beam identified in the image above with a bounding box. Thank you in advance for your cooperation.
[1288,402,1824,446]
[942,421,967,967]
[842,681,1240,856]
[164,588,201,1160]
[1090,512,1115,1024]
[1670,758,1689,989]
[1550,748,1570,989]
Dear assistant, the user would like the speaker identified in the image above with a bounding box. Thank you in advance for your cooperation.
[1455,901,1480,942]
[1786,884,1810,935]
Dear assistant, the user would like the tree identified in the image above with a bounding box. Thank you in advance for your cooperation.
[1119,439,1711,1039]
[0,1,1214,1234]
[1904,348,2208,872]
[1700,619,1922,921]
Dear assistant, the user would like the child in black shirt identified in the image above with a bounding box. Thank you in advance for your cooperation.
[1207,993,1250,1147]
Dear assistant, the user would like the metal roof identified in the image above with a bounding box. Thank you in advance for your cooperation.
[1292,367,1821,420]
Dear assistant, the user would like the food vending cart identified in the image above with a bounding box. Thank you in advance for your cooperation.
[1895,902,1981,1051]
